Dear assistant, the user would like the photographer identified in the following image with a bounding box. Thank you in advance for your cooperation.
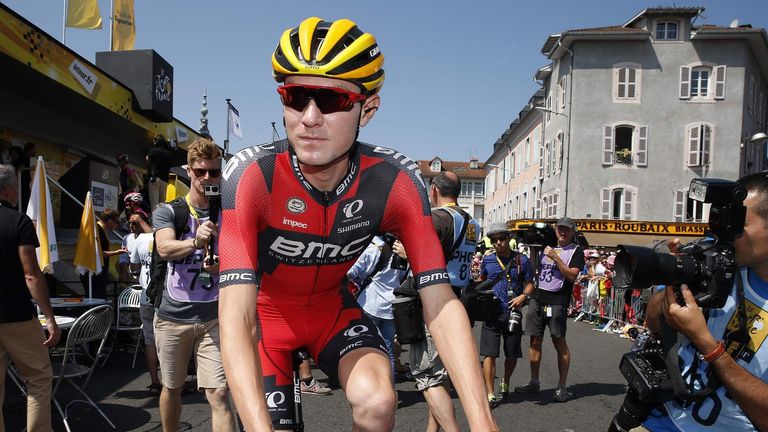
[479,222,534,407]
[642,172,768,431]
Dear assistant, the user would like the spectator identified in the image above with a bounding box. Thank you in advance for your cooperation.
[398,170,483,431]
[118,193,147,283]
[642,173,768,431]
[146,135,172,210]
[0,163,61,432]
[117,154,143,211]
[127,208,162,396]
[479,222,534,407]
[347,234,407,382]
[153,138,235,432]
[516,217,584,402]
[79,208,126,299]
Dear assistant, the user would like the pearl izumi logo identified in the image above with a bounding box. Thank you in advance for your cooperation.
[286,198,306,214]
[344,325,369,338]
[69,60,97,95]
[343,200,363,218]
[266,391,285,408]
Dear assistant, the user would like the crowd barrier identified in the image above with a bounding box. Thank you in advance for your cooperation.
[570,278,651,337]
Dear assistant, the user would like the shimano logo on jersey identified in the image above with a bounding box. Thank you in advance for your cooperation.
[282,217,308,229]
[266,391,286,408]
[335,162,357,195]
[371,147,425,188]
[219,272,254,284]
[268,234,371,265]
[337,220,370,234]
[343,199,364,218]
[344,325,369,338]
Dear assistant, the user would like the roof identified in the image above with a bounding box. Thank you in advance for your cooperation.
[417,159,487,180]
[623,6,705,27]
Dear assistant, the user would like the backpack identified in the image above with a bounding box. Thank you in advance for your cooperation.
[146,198,191,306]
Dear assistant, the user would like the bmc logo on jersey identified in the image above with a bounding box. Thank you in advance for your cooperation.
[343,200,364,218]
[418,272,450,286]
[269,235,371,260]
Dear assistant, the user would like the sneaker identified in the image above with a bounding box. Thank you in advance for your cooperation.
[487,393,499,409]
[300,379,332,395]
[499,382,509,399]
[553,386,568,402]
[514,381,540,393]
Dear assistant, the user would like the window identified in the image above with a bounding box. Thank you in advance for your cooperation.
[524,138,530,168]
[613,63,641,102]
[486,170,496,194]
[680,64,726,100]
[531,185,537,217]
[509,152,516,179]
[545,95,552,123]
[461,181,470,196]
[538,141,545,180]
[601,185,636,220]
[674,190,706,222]
[686,122,713,167]
[602,123,648,167]
[502,156,510,184]
[549,139,556,175]
[655,21,678,40]
[559,75,567,109]
[543,142,550,177]
[430,159,441,172]
[475,181,484,197]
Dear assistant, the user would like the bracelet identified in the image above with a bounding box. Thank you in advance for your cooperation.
[191,238,199,249]
[702,341,726,363]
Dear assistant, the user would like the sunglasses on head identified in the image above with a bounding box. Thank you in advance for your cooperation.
[191,168,221,178]
[489,235,509,242]
[277,84,368,114]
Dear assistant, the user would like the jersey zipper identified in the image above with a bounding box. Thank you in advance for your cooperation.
[308,190,332,307]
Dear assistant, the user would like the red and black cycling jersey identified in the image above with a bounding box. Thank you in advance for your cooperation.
[218,139,450,305]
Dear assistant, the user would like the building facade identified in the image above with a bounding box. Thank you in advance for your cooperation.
[418,158,486,226]
[490,7,768,225]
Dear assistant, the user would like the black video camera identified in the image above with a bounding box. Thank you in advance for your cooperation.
[383,232,408,270]
[203,184,221,266]
[515,222,557,248]
[608,178,747,432]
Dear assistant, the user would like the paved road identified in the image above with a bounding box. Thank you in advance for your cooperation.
[4,318,634,431]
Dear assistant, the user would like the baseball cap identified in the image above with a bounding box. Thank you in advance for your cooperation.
[556,217,576,230]
[486,222,509,237]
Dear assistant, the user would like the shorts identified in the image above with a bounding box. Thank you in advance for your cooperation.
[479,313,523,358]
[258,293,388,430]
[523,299,568,338]
[153,317,227,390]
[408,328,449,391]
[140,303,155,344]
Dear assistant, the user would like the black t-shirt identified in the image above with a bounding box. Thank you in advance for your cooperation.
[0,200,39,322]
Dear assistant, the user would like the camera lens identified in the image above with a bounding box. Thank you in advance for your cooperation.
[613,245,701,289]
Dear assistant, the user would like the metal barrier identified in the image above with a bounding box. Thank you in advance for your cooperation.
[572,280,649,337]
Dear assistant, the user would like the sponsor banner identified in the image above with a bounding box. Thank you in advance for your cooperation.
[507,219,707,236]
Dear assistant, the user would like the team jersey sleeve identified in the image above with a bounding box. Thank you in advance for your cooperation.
[380,169,449,290]
[218,146,273,288]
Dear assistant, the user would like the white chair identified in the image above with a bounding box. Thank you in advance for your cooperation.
[51,304,115,432]
[101,286,143,368]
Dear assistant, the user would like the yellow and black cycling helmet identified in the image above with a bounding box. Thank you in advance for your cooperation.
[272,17,385,95]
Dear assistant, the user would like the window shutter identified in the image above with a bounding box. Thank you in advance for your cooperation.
[601,188,610,219]
[553,191,559,217]
[543,143,549,177]
[714,65,726,99]
[637,126,648,166]
[623,189,633,220]
[687,125,700,166]
[557,133,564,173]
[702,125,711,166]
[680,66,691,99]
[538,143,544,180]
[603,125,614,165]
[674,190,685,222]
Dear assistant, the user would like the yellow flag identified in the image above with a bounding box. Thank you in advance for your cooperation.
[25,157,59,273]
[111,0,135,51]
[66,0,103,30]
[73,191,103,276]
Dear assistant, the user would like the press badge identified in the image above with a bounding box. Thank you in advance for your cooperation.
[545,306,553,318]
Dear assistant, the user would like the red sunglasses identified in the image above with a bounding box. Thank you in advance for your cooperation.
[191,168,221,178]
[277,84,368,114]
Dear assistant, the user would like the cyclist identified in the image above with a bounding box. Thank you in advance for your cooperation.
[218,17,497,431]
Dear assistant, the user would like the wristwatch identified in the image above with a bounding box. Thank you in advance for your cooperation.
[522,292,531,300]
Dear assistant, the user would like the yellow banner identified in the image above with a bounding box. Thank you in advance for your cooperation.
[66,0,102,29]
[111,0,135,51]
[507,219,707,236]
